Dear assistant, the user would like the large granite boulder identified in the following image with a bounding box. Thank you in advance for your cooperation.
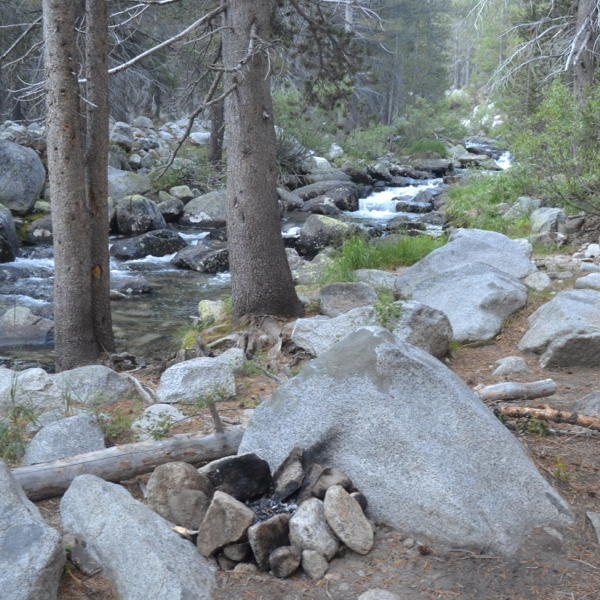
[61,475,215,600]
[0,307,54,349]
[518,289,600,368]
[180,189,227,228]
[396,262,528,342]
[110,229,187,261]
[110,122,134,152]
[22,413,106,465]
[171,244,229,273]
[298,214,352,256]
[0,461,65,600]
[239,328,572,554]
[0,203,19,262]
[319,282,378,317]
[0,140,46,215]
[107,166,152,200]
[115,195,167,235]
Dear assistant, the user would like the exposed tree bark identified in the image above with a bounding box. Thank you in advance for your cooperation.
[43,0,98,370]
[573,0,598,101]
[12,428,243,501]
[495,405,600,433]
[208,98,225,167]
[222,0,303,319]
[473,379,557,402]
[86,0,115,355]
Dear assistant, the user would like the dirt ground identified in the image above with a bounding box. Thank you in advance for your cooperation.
[47,260,600,600]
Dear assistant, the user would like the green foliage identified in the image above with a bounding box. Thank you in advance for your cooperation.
[406,139,448,158]
[444,170,531,236]
[95,403,143,446]
[510,80,600,214]
[521,415,549,437]
[321,235,445,284]
[343,123,395,160]
[149,144,220,194]
[552,455,572,483]
[374,289,402,330]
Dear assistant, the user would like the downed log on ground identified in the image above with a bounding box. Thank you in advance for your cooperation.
[474,379,557,402]
[12,428,243,502]
[495,405,600,432]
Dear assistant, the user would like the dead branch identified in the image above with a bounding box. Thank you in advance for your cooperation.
[474,379,557,402]
[12,428,243,501]
[495,405,600,433]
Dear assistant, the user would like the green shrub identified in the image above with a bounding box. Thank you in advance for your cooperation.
[344,123,395,160]
[406,139,448,158]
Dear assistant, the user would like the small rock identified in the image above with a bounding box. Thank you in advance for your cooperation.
[358,590,402,600]
[272,447,305,502]
[585,244,600,258]
[270,546,302,579]
[319,282,378,317]
[324,485,374,555]
[524,272,552,291]
[492,356,530,377]
[301,549,329,580]
[289,498,339,561]
[248,513,291,571]
[131,404,185,441]
[312,467,353,500]
[197,491,255,557]
[402,538,415,548]
[65,536,103,576]
[587,512,600,546]
[572,391,600,418]
[167,489,211,530]
[113,276,153,295]
[233,562,258,573]
[216,553,237,571]
[351,492,368,512]
[223,542,251,562]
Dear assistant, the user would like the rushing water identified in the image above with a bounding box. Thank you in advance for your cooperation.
[0,178,443,366]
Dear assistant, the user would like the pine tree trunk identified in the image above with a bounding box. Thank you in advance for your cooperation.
[85,0,115,354]
[573,0,597,101]
[222,0,302,319]
[43,0,98,370]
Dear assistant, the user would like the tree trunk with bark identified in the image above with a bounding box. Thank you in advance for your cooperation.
[573,0,598,101]
[222,0,303,319]
[43,0,98,370]
[42,0,114,370]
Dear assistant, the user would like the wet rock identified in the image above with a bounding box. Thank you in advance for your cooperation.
[157,193,184,222]
[199,453,272,502]
[324,485,374,555]
[312,468,353,500]
[115,195,166,235]
[0,307,54,349]
[27,215,53,245]
[61,474,215,599]
[197,491,255,557]
[0,204,19,262]
[319,282,378,317]
[248,513,291,570]
[289,498,339,561]
[269,545,302,578]
[272,446,304,502]
[171,245,229,273]
[23,414,105,466]
[146,462,214,522]
[110,229,187,261]
[301,549,329,580]
[113,276,153,295]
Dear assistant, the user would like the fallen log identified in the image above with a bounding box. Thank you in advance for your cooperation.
[474,379,557,402]
[495,405,600,432]
[11,428,243,502]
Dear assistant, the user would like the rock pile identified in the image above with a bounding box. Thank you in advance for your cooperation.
[143,450,374,580]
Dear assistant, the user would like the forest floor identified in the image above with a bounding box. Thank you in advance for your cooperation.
[45,257,600,600]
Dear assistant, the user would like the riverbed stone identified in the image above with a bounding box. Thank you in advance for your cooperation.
[396,262,528,342]
[524,271,552,291]
[0,461,65,600]
[197,491,255,557]
[110,122,133,152]
[61,474,215,599]
[157,193,184,222]
[290,306,378,356]
[199,453,272,502]
[324,485,374,555]
[107,166,151,200]
[530,207,566,234]
[0,140,46,215]
[518,289,600,367]
[169,185,194,202]
[171,245,229,273]
[113,276,154,295]
[270,546,302,579]
[289,498,339,561]
[390,300,453,359]
[240,327,573,554]
[180,189,227,228]
[0,203,19,262]
[248,513,291,570]
[28,216,53,245]
[299,214,352,255]
[22,413,105,465]
[110,229,187,260]
[0,307,54,349]
[294,249,335,285]
[157,356,236,403]
[146,462,214,522]
[319,282,378,317]
[115,195,167,235]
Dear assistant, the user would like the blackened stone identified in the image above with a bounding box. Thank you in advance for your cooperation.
[272,447,304,502]
[199,453,272,502]
[170,245,229,273]
[269,546,302,579]
[248,513,290,571]
[312,468,353,500]
[110,229,187,260]
[297,463,324,505]
[351,491,368,512]
[208,227,228,241]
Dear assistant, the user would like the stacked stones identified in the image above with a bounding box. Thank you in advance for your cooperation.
[145,449,373,580]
